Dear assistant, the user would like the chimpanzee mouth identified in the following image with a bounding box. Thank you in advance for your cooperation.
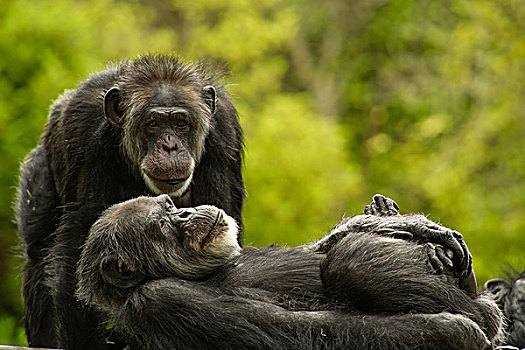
[161,178,186,185]
[141,165,195,198]
[145,173,189,187]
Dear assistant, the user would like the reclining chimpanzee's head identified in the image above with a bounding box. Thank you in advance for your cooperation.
[76,194,240,312]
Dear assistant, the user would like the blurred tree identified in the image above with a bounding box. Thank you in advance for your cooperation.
[286,0,525,281]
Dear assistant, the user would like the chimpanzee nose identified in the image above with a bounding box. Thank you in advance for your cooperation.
[156,194,175,210]
[171,207,196,224]
[161,134,178,153]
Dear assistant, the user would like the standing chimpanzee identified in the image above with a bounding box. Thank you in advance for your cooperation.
[15,54,245,350]
[485,269,525,348]
[75,194,504,350]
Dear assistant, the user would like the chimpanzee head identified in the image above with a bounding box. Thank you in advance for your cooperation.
[76,195,240,312]
[484,270,525,347]
[104,55,217,197]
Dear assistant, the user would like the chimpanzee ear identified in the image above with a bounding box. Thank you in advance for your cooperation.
[484,278,510,302]
[100,257,144,289]
[104,87,125,127]
[203,85,216,115]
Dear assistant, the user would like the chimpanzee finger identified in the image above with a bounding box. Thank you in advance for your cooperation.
[439,230,467,272]
[391,230,414,240]
[425,243,444,273]
[435,246,453,270]
[453,231,473,278]
[459,269,478,296]
[382,195,400,213]
[372,195,387,212]
[408,223,466,268]
[365,198,383,215]
[376,228,413,240]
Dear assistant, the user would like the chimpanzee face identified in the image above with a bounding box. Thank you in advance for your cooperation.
[83,195,240,293]
[104,78,216,197]
[138,106,197,196]
[145,194,240,257]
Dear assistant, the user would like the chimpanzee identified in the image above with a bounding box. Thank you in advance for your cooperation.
[485,269,525,348]
[15,54,245,349]
[76,194,503,350]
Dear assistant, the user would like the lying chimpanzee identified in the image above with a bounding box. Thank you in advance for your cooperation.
[76,194,503,350]
[485,269,525,348]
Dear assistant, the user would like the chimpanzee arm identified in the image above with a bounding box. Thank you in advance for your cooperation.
[112,278,492,350]
[113,279,287,350]
[47,208,114,350]
[321,231,503,344]
[15,146,60,347]
[311,209,473,283]
[363,194,477,293]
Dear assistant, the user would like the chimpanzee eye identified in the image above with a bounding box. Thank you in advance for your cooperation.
[174,118,190,130]
[146,119,160,129]
[158,218,174,235]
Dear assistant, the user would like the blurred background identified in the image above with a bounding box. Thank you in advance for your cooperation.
[1,0,524,344]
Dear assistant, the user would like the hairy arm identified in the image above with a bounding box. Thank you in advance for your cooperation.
[310,194,475,293]
[113,278,491,350]
[320,231,503,343]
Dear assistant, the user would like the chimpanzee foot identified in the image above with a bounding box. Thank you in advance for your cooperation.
[364,194,400,216]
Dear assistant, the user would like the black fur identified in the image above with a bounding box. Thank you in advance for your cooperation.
[15,54,245,349]
[110,279,492,350]
[76,195,504,350]
[485,269,525,348]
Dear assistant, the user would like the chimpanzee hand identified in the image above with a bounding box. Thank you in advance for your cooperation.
[423,242,477,295]
[313,194,474,291]
[362,194,465,277]
[375,216,471,275]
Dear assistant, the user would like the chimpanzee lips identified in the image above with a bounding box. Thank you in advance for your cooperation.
[144,172,188,186]
[162,179,186,185]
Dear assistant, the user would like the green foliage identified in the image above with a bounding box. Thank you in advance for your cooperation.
[243,93,359,246]
[282,0,525,282]
[1,0,525,345]
[0,316,26,346]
